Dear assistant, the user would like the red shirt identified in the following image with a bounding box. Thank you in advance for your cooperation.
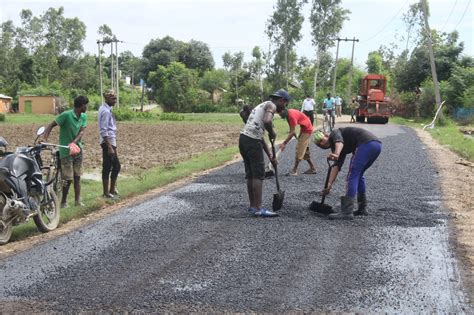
[287,109,313,134]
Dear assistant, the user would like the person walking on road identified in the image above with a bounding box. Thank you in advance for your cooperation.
[239,89,290,217]
[98,90,121,199]
[335,95,343,118]
[43,95,89,208]
[350,97,359,123]
[278,108,317,176]
[301,94,315,126]
[314,127,382,220]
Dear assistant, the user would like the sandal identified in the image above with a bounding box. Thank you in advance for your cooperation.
[303,169,317,174]
[286,171,298,176]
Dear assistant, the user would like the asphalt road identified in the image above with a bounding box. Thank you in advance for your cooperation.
[0,123,470,313]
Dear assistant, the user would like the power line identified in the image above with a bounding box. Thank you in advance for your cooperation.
[453,0,472,31]
[360,0,410,43]
[440,0,458,32]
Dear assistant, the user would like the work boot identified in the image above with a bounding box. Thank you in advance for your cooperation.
[329,196,354,220]
[354,194,368,216]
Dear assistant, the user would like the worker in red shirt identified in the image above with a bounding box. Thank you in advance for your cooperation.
[278,108,317,176]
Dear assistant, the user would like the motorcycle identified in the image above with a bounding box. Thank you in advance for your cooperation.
[0,126,60,244]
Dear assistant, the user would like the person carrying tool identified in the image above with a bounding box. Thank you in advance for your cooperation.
[43,95,89,208]
[239,89,290,217]
[313,127,382,220]
[277,108,317,176]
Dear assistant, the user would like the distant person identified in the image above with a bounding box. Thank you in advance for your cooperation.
[43,95,89,208]
[350,97,359,123]
[323,93,336,127]
[239,89,289,217]
[98,90,121,199]
[301,94,315,126]
[277,108,317,176]
[314,127,382,220]
[335,95,343,118]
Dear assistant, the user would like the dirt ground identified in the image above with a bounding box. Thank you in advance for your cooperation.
[0,118,472,303]
[0,122,242,173]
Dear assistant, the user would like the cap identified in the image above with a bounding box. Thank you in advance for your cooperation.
[314,130,325,143]
[269,89,290,101]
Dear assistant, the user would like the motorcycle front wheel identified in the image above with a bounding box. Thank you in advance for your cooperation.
[34,189,60,233]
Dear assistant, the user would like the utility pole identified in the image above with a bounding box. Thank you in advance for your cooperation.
[97,37,121,107]
[97,41,104,105]
[347,37,359,104]
[332,37,359,99]
[420,0,442,119]
[331,39,340,96]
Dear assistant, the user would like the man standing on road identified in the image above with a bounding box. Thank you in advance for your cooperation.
[278,108,317,176]
[314,127,382,220]
[301,94,315,126]
[335,95,343,118]
[43,95,88,208]
[239,89,289,217]
[98,90,121,199]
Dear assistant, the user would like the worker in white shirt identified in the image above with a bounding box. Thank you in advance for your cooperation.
[301,94,316,126]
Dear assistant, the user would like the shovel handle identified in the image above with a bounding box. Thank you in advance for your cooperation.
[321,159,334,204]
[269,137,281,192]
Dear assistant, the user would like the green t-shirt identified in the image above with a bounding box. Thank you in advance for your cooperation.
[55,109,87,158]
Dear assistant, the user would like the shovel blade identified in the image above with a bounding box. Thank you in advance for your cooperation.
[309,201,334,214]
[272,190,285,211]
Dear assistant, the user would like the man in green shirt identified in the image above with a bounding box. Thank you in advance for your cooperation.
[44,95,88,208]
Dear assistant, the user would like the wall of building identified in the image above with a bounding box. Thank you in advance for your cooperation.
[18,96,57,114]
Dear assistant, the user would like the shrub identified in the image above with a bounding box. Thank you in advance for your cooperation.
[159,112,184,121]
[114,108,135,121]
[0,113,5,122]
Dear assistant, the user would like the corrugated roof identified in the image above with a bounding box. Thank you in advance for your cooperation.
[0,94,12,99]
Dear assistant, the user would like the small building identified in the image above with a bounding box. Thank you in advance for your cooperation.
[18,95,61,114]
[0,94,12,113]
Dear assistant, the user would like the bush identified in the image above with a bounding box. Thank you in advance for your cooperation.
[191,102,218,113]
[114,108,135,121]
[159,112,184,121]
[0,113,5,122]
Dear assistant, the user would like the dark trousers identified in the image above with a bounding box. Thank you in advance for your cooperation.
[303,110,314,126]
[101,143,121,181]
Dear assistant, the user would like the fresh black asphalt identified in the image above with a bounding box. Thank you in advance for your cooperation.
[0,123,470,313]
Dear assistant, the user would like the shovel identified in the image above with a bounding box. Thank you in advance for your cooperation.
[309,159,334,214]
[270,137,285,211]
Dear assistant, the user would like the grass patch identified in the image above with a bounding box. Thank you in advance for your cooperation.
[391,116,474,162]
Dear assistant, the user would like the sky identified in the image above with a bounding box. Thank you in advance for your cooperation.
[0,0,472,70]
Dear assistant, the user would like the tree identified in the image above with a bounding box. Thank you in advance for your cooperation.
[246,46,265,101]
[142,36,214,80]
[309,0,350,98]
[266,0,307,90]
[222,51,244,101]
[147,62,198,112]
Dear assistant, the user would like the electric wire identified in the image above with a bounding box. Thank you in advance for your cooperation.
[440,0,458,32]
[359,0,410,43]
[452,0,472,31]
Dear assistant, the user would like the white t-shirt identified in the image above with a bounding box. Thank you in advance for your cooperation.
[301,98,315,111]
[241,101,274,140]
[335,96,342,106]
